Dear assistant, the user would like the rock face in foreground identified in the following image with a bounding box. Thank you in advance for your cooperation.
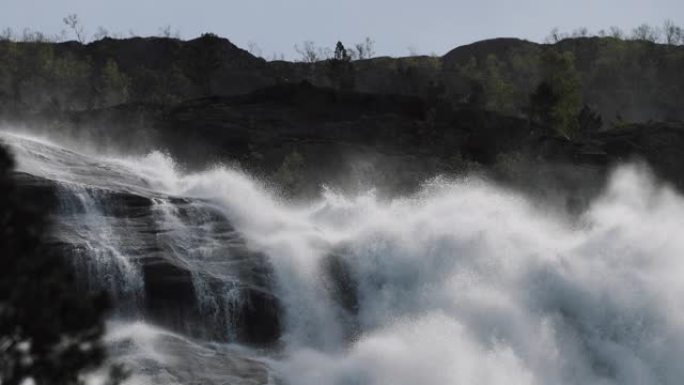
[14,172,281,346]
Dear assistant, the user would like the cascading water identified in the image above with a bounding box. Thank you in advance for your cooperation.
[54,184,145,311]
[150,197,246,340]
[3,130,684,385]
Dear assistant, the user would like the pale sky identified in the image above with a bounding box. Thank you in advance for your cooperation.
[2,0,682,58]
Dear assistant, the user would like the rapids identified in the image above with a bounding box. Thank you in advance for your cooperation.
[2,131,684,385]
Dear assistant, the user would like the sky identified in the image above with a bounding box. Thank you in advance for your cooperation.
[2,0,683,59]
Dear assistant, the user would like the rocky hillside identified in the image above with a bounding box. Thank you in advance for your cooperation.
[2,34,684,201]
[2,34,683,121]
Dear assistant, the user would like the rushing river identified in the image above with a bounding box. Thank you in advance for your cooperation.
[3,131,684,385]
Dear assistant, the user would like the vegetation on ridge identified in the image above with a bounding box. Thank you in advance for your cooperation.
[1,19,684,127]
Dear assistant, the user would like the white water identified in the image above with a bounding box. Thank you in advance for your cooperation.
[4,131,684,384]
[55,185,145,309]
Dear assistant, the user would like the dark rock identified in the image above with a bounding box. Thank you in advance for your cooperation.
[235,288,281,346]
[142,256,199,328]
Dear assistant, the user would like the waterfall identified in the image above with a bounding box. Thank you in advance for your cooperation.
[3,131,684,385]
[54,184,145,312]
[150,198,245,340]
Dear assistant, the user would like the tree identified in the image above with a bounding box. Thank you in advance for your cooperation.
[0,28,13,42]
[333,41,350,62]
[49,52,92,110]
[631,24,660,42]
[572,27,590,38]
[663,20,683,45]
[457,55,515,114]
[482,54,514,113]
[609,26,625,39]
[96,59,130,107]
[528,81,558,129]
[295,41,326,63]
[62,14,85,43]
[529,50,582,138]
[247,41,262,57]
[577,104,603,137]
[546,28,564,43]
[157,25,180,39]
[354,37,375,60]
[0,40,57,110]
[0,42,20,107]
[0,144,110,385]
[327,41,355,90]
